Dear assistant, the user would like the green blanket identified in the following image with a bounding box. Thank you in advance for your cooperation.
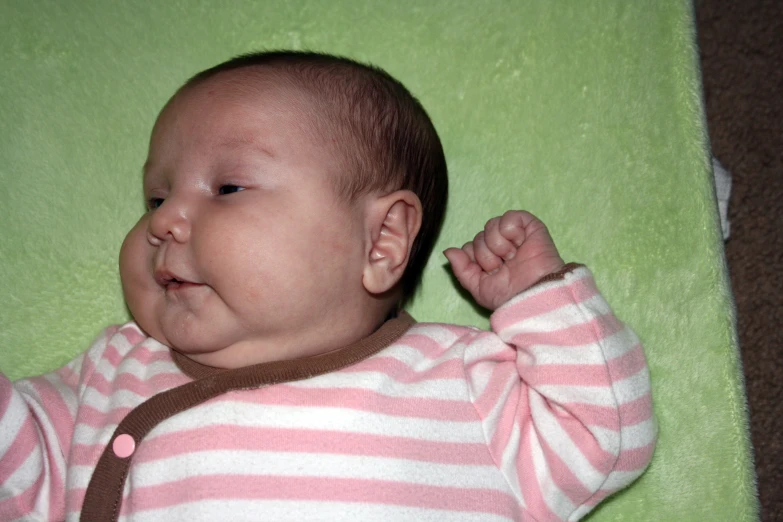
[0,0,757,519]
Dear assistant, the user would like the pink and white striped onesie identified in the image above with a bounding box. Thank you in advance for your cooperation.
[0,266,656,521]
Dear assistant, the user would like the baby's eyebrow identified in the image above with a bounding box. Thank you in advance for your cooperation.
[139,135,274,178]
[218,135,276,159]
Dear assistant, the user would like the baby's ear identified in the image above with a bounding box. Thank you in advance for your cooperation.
[362,190,422,295]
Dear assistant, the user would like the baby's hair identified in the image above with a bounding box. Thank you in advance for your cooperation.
[184,50,448,305]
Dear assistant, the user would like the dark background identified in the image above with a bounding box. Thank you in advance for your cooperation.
[696,1,782,520]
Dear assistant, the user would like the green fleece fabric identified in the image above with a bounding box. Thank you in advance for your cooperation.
[0,0,757,520]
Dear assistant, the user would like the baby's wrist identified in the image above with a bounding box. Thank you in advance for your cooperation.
[492,262,585,312]
[530,262,583,287]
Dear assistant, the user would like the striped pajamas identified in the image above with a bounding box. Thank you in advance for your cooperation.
[0,266,655,521]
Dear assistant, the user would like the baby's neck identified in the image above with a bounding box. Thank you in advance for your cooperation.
[173,302,395,370]
[170,311,413,378]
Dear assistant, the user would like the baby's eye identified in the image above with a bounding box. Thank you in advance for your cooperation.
[146,197,165,210]
[218,185,245,195]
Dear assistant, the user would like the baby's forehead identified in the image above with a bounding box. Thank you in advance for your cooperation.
[180,68,312,111]
[168,71,331,137]
[147,69,345,171]
[155,74,299,137]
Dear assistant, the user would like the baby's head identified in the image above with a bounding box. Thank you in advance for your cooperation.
[119,51,448,367]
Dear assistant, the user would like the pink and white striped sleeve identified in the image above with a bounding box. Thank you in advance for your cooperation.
[0,326,116,521]
[464,266,656,522]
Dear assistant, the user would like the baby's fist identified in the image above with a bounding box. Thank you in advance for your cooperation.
[444,211,565,310]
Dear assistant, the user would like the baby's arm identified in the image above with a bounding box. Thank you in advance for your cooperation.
[0,327,115,520]
[1,374,73,520]
[445,211,656,521]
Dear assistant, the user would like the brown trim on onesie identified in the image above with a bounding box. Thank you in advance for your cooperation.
[80,312,416,522]
[531,262,584,286]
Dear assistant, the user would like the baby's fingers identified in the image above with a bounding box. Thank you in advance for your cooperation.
[472,232,504,274]
[483,217,517,261]
[443,247,482,295]
[461,241,476,264]
[498,210,534,247]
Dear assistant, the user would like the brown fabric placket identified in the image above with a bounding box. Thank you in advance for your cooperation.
[533,263,584,285]
[80,312,415,522]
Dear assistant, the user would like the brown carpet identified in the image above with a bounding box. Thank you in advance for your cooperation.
[695,1,783,520]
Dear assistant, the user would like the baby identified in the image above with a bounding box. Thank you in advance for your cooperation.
[0,51,656,521]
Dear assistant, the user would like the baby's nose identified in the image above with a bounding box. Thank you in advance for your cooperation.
[146,199,191,245]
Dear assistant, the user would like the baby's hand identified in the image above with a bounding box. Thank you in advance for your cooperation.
[444,211,565,311]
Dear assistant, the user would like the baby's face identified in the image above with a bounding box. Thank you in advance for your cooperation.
[120,75,372,367]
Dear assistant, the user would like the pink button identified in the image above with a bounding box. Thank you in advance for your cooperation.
[112,434,135,458]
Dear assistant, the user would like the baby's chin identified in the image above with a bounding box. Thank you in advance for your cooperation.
[130,315,202,354]
[130,319,173,349]
[168,339,293,369]
[139,319,263,367]
[153,327,225,357]
[130,302,232,353]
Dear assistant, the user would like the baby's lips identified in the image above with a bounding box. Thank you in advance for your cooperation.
[153,267,197,287]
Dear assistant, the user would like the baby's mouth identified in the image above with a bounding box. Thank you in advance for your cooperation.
[154,269,202,291]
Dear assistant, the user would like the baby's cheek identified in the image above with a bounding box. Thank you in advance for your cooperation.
[119,220,156,314]
[310,231,365,298]
[119,221,148,284]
